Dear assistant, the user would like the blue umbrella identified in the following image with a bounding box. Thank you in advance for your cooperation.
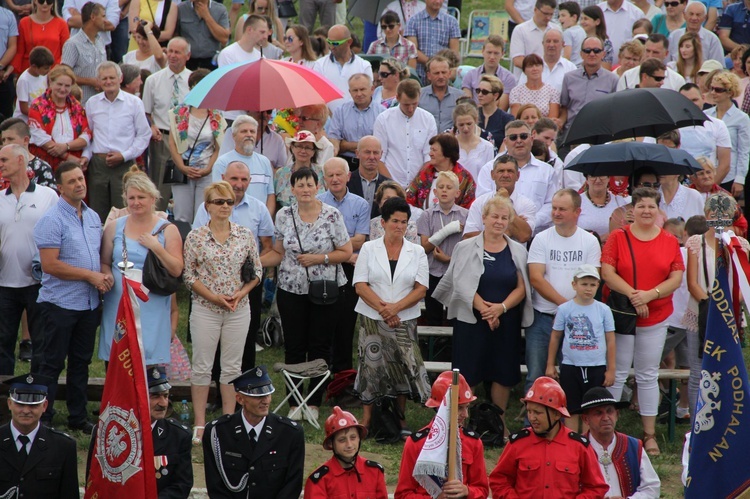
[565,142,702,177]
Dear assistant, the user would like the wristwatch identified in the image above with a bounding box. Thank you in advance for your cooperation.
[324,254,329,265]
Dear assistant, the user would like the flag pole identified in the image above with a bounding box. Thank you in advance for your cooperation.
[448,369,459,481]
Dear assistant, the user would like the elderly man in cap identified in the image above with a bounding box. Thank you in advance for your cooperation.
[578,387,661,498]
[203,365,305,499]
[86,366,193,498]
[0,374,79,498]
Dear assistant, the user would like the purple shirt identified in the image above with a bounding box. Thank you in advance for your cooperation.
[461,64,517,103]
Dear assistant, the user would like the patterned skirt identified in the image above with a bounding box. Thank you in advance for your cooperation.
[354,315,431,405]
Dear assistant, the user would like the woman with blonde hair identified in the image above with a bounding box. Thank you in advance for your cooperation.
[373,58,410,109]
[669,32,703,83]
[453,103,495,179]
[614,40,644,78]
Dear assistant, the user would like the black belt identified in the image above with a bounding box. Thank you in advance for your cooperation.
[159,129,170,135]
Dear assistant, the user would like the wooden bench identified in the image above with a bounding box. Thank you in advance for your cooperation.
[423,362,690,442]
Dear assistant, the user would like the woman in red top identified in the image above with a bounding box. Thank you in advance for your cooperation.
[12,0,70,75]
[601,187,684,457]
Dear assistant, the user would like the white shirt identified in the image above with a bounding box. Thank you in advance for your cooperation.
[10,421,41,453]
[678,115,732,167]
[518,56,577,93]
[517,157,559,229]
[13,70,47,122]
[667,247,690,328]
[142,66,192,131]
[598,0,644,64]
[668,27,725,66]
[372,106,437,187]
[660,184,705,221]
[218,43,262,121]
[589,434,661,499]
[313,53,373,112]
[509,20,561,78]
[459,139,495,180]
[84,90,152,161]
[241,411,266,441]
[578,191,631,241]
[122,50,163,74]
[62,0,120,45]
[464,189,538,235]
[0,183,58,287]
[617,65,686,91]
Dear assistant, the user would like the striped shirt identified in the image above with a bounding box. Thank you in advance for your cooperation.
[34,197,102,311]
[61,31,107,104]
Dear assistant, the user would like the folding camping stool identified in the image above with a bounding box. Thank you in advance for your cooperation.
[272,359,330,429]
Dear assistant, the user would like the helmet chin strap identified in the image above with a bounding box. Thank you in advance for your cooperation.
[532,407,561,437]
[334,443,362,482]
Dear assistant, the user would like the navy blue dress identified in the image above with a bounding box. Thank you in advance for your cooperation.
[453,246,523,387]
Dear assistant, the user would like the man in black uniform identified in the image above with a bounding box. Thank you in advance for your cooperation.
[0,373,79,498]
[86,366,194,498]
[203,365,305,499]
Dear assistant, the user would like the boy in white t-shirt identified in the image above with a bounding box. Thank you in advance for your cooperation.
[546,264,616,431]
[558,2,586,66]
[13,47,54,122]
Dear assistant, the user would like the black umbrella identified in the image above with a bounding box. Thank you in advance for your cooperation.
[565,142,703,176]
[561,88,709,146]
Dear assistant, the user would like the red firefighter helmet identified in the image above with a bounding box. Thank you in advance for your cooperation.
[425,371,477,408]
[323,406,368,450]
[521,376,571,418]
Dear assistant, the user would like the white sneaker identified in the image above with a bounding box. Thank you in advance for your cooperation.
[255,343,264,352]
[676,406,690,419]
[288,407,302,420]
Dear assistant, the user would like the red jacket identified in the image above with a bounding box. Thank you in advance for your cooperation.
[304,455,388,499]
[489,427,608,499]
[395,426,489,499]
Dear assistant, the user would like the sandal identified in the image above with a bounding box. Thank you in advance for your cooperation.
[192,426,205,446]
[642,432,660,457]
[400,428,412,441]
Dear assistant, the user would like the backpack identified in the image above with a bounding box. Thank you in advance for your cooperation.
[370,398,404,444]
[468,402,506,448]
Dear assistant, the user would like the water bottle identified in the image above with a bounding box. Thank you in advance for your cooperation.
[179,400,190,423]
[211,50,220,67]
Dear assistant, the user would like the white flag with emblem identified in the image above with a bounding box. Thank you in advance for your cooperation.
[412,389,462,498]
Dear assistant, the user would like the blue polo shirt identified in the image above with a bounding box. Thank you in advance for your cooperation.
[720,2,750,45]
[328,100,384,159]
[317,190,370,238]
[192,193,274,248]
[34,197,102,311]
[211,150,275,205]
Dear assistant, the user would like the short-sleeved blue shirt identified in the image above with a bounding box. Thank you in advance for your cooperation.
[553,299,615,367]
[317,190,370,238]
[719,2,750,45]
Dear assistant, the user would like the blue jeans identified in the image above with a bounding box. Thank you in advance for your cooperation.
[524,309,555,393]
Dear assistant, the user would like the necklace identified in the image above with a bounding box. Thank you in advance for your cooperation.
[586,190,610,208]
[598,449,612,481]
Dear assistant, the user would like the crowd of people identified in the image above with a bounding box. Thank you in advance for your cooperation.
[2,0,750,496]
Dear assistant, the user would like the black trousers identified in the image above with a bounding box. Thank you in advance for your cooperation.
[186,57,215,71]
[331,263,357,373]
[0,284,44,374]
[424,273,445,326]
[37,302,100,425]
[276,288,337,406]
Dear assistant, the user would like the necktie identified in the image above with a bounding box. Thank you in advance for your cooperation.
[248,428,257,453]
[171,74,181,109]
[18,435,30,462]
[742,84,750,115]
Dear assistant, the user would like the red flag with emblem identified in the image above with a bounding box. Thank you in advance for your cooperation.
[84,274,157,498]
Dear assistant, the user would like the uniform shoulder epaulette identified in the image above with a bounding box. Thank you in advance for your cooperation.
[207,414,233,428]
[49,427,75,441]
[309,465,329,484]
[365,460,384,472]
[275,413,303,430]
[411,429,428,441]
[166,418,191,434]
[509,429,531,443]
[568,431,590,447]
[462,428,479,439]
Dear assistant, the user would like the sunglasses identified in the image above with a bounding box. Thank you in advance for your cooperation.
[475,88,496,95]
[710,86,729,93]
[649,74,666,82]
[36,0,55,4]
[284,36,295,43]
[507,133,530,141]
[378,71,394,78]
[327,38,350,46]
[380,23,398,30]
[300,116,320,122]
[207,198,235,206]
[664,0,684,5]
[582,47,604,54]
[639,181,661,188]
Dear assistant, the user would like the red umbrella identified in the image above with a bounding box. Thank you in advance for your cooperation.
[183,58,345,112]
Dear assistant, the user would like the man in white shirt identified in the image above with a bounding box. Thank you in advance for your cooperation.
[62,0,119,46]
[509,0,561,78]
[84,61,151,222]
[525,188,602,393]
[463,154,536,243]
[212,115,275,217]
[679,83,732,184]
[313,24,373,113]
[617,34,686,91]
[598,0,644,64]
[218,14,267,124]
[142,37,191,210]
[667,2,725,65]
[518,28,576,92]
[372,78,437,187]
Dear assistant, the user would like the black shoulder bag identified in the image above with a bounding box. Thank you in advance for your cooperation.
[290,209,339,306]
[142,223,183,295]
[698,235,710,358]
[607,229,638,335]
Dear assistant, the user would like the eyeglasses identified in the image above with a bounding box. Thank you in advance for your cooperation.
[293,145,316,151]
[284,36,295,43]
[582,47,604,54]
[475,88,496,95]
[664,1,681,6]
[207,198,235,206]
[710,86,729,93]
[380,23,398,30]
[507,133,530,141]
[638,181,661,188]
[649,74,666,82]
[378,71,394,78]
[327,38,350,46]
[36,0,54,4]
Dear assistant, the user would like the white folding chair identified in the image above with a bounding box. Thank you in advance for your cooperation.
[272,360,330,430]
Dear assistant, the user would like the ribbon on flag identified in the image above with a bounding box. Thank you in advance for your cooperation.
[413,389,463,498]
